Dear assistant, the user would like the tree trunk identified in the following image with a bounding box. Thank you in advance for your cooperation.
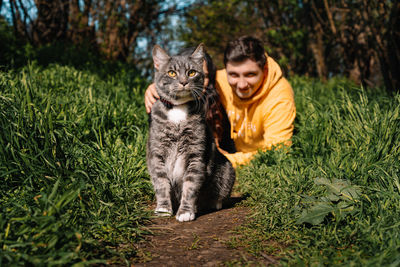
[69,0,94,44]
[309,23,327,80]
[33,0,69,44]
[370,2,400,92]
[383,2,400,91]
[305,1,328,80]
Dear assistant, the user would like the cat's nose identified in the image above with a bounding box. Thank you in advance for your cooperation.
[179,80,189,87]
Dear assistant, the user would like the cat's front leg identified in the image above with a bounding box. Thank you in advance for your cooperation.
[176,180,198,221]
[176,164,205,222]
[148,133,174,216]
[153,177,173,216]
[149,160,173,216]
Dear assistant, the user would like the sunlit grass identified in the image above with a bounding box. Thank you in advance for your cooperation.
[236,76,400,265]
[0,62,152,265]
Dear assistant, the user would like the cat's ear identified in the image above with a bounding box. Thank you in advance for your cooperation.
[190,43,205,65]
[152,45,170,70]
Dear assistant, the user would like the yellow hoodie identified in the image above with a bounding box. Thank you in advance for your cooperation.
[216,56,296,168]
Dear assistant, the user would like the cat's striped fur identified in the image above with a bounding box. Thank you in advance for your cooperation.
[147,44,235,222]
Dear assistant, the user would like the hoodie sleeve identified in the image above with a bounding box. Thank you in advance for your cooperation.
[261,78,296,148]
[222,150,258,168]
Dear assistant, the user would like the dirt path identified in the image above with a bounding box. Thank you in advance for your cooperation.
[133,198,278,266]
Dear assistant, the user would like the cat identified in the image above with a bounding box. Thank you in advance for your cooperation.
[147,44,236,222]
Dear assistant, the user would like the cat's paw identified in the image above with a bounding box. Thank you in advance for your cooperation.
[155,207,172,217]
[176,211,195,222]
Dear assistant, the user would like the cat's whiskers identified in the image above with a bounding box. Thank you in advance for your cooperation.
[191,87,206,113]
[193,86,207,102]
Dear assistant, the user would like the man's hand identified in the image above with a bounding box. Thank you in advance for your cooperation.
[145,83,159,113]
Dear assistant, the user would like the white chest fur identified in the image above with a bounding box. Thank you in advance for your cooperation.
[167,105,188,123]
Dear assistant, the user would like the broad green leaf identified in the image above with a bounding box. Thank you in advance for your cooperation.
[296,202,334,225]
[314,177,361,201]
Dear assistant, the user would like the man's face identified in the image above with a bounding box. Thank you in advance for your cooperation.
[226,59,264,99]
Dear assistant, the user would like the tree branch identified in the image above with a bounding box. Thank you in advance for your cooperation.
[323,0,337,35]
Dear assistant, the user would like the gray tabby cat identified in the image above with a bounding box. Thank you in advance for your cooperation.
[147,44,235,222]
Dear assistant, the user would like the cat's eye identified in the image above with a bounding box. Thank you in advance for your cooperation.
[188,70,196,77]
[168,70,176,77]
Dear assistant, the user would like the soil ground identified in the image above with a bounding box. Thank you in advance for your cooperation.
[132,197,279,266]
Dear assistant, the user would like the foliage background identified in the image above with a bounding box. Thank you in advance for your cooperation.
[180,0,399,92]
[1,0,399,91]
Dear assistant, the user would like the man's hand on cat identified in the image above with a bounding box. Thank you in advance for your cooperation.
[145,83,159,113]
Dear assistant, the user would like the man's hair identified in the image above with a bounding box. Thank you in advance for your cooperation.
[223,36,266,69]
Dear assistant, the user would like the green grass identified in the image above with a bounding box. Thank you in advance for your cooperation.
[1,62,399,266]
[235,77,400,265]
[0,62,153,265]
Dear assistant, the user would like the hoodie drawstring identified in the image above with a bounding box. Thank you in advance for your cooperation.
[244,107,249,143]
[229,106,250,143]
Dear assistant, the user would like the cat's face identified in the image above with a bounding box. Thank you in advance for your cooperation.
[152,44,205,105]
